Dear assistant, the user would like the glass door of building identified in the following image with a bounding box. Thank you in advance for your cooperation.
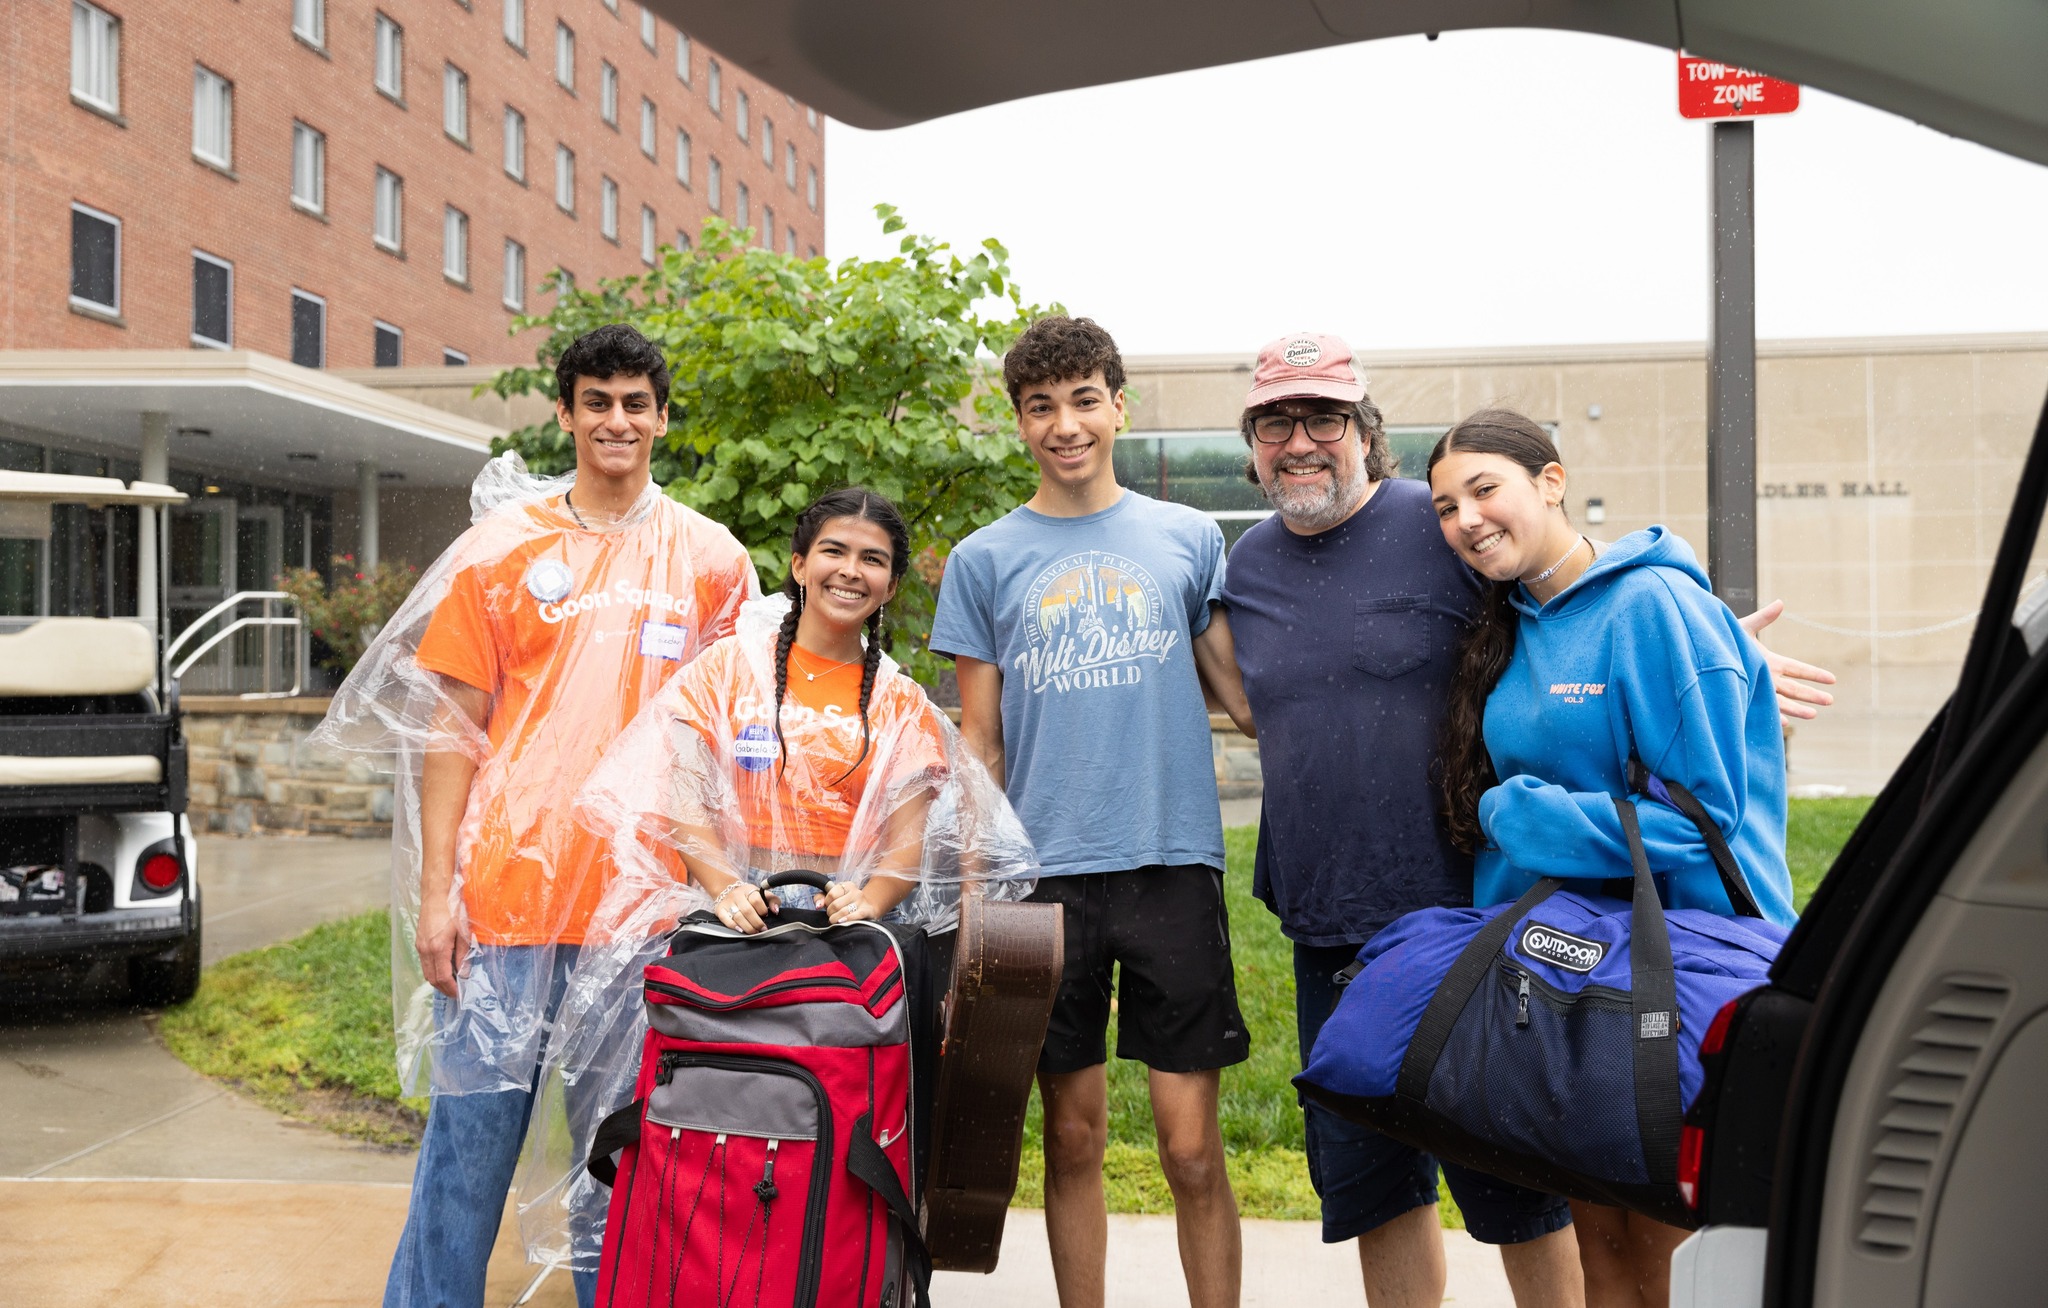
[169,499,235,692]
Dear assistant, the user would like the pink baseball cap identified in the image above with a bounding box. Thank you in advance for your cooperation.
[1245,333,1367,408]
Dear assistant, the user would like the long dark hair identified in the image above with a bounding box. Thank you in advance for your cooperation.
[1429,409,1567,852]
[772,487,911,783]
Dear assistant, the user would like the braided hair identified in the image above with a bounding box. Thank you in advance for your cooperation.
[771,487,912,785]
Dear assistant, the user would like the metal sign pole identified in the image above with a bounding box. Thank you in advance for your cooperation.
[1707,119,1758,616]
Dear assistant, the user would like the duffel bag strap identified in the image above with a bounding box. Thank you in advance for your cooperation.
[1395,875,1563,1104]
[1616,798,1682,1188]
[846,1111,933,1308]
[1626,755,1763,918]
[585,1097,646,1188]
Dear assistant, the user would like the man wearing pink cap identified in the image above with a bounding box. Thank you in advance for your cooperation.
[1220,333,1832,1308]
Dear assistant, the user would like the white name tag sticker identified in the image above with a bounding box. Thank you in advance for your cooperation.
[638,621,690,661]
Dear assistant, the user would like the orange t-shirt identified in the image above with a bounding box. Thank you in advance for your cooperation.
[414,495,757,945]
[669,637,948,860]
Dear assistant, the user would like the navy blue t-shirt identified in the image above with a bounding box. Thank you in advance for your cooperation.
[1221,477,1482,946]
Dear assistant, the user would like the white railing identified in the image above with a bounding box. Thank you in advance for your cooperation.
[165,591,305,699]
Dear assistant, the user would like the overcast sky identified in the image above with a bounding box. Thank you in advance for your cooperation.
[822,30,2048,358]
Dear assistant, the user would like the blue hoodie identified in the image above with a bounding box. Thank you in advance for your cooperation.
[1473,527,1797,928]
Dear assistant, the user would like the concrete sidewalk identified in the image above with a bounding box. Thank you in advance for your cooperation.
[0,833,1522,1307]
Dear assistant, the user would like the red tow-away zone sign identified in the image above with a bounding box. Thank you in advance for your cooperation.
[1677,55,1800,119]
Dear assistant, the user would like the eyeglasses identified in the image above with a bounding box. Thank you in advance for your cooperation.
[1251,412,1352,444]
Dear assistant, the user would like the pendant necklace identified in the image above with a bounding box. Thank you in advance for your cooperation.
[563,488,590,530]
[792,646,860,682]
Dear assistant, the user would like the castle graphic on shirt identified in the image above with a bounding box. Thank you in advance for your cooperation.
[1015,551,1180,694]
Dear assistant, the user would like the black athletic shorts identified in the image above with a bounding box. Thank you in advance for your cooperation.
[1028,864,1251,1075]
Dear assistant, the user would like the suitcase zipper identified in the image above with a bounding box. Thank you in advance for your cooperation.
[1515,974,1531,1027]
[655,1051,833,1308]
[646,973,863,1011]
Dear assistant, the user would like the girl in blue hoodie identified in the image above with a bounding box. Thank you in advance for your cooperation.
[1427,408,1797,1305]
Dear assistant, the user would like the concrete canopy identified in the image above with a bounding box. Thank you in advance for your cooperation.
[649,0,2048,169]
[0,352,499,492]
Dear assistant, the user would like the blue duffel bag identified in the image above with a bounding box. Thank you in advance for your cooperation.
[1295,776,1788,1226]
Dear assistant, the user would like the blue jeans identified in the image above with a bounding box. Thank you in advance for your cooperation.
[385,946,601,1308]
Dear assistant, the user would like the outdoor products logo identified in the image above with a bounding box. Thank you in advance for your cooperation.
[1282,338,1322,368]
[1015,552,1178,694]
[1518,922,1606,974]
[525,559,574,603]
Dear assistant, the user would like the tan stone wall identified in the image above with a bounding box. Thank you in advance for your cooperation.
[1128,335,2048,718]
[183,698,392,838]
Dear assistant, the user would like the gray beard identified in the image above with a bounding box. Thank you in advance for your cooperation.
[1264,459,1368,534]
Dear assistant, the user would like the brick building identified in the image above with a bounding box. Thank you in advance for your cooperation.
[4,0,825,365]
[0,1,826,692]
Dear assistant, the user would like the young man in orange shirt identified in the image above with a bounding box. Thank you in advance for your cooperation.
[377,324,757,1308]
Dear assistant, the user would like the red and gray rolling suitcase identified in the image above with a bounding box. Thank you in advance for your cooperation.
[586,871,936,1308]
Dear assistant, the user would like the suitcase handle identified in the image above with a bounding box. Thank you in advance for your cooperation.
[764,869,832,894]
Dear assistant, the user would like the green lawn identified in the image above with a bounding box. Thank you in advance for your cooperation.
[160,798,1873,1215]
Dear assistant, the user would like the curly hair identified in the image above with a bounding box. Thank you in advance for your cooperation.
[1429,408,1565,852]
[555,322,671,409]
[1002,315,1127,408]
[772,487,912,785]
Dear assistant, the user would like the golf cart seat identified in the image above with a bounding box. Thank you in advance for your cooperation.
[0,618,185,812]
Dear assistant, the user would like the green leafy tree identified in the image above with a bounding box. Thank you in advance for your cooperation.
[487,207,1048,684]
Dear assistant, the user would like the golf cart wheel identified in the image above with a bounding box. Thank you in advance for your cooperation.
[129,896,202,1006]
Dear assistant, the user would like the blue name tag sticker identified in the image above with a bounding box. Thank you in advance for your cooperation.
[638,621,689,661]
[734,724,778,772]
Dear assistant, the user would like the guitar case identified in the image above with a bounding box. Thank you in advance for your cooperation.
[918,892,1064,1272]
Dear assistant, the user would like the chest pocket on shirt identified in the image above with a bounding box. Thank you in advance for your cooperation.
[1353,594,1431,680]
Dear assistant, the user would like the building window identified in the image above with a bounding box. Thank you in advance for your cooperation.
[640,205,657,264]
[554,145,574,212]
[293,0,325,48]
[674,129,691,187]
[502,238,526,310]
[806,164,818,212]
[291,290,325,367]
[502,0,523,50]
[600,61,618,125]
[676,228,692,250]
[291,121,325,212]
[192,66,232,168]
[601,177,619,241]
[191,251,232,347]
[640,98,656,157]
[374,167,403,251]
[601,0,616,12]
[71,2,121,115]
[785,143,797,189]
[504,106,526,180]
[761,117,773,166]
[785,227,797,256]
[373,321,403,368]
[806,106,817,129]
[443,65,468,142]
[736,90,749,141]
[761,205,774,248]
[374,14,403,101]
[639,5,656,49]
[443,206,469,282]
[444,348,469,366]
[707,157,721,211]
[707,59,721,114]
[555,23,574,90]
[675,32,691,83]
[735,182,749,231]
[68,203,120,316]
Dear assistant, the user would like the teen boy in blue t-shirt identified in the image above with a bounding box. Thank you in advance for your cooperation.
[930,315,1257,1308]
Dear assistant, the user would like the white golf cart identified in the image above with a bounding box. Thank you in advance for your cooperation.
[0,469,202,1004]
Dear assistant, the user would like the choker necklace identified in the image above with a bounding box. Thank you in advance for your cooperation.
[1527,535,1588,589]
[563,488,589,530]
[791,645,861,682]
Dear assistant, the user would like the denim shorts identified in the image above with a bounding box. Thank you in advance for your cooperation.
[1295,941,1574,1246]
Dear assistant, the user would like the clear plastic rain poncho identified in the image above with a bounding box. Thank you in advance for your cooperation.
[510,594,1039,1272]
[309,453,759,1096]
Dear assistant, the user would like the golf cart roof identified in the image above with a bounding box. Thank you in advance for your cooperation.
[0,470,187,507]
[650,0,2048,168]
